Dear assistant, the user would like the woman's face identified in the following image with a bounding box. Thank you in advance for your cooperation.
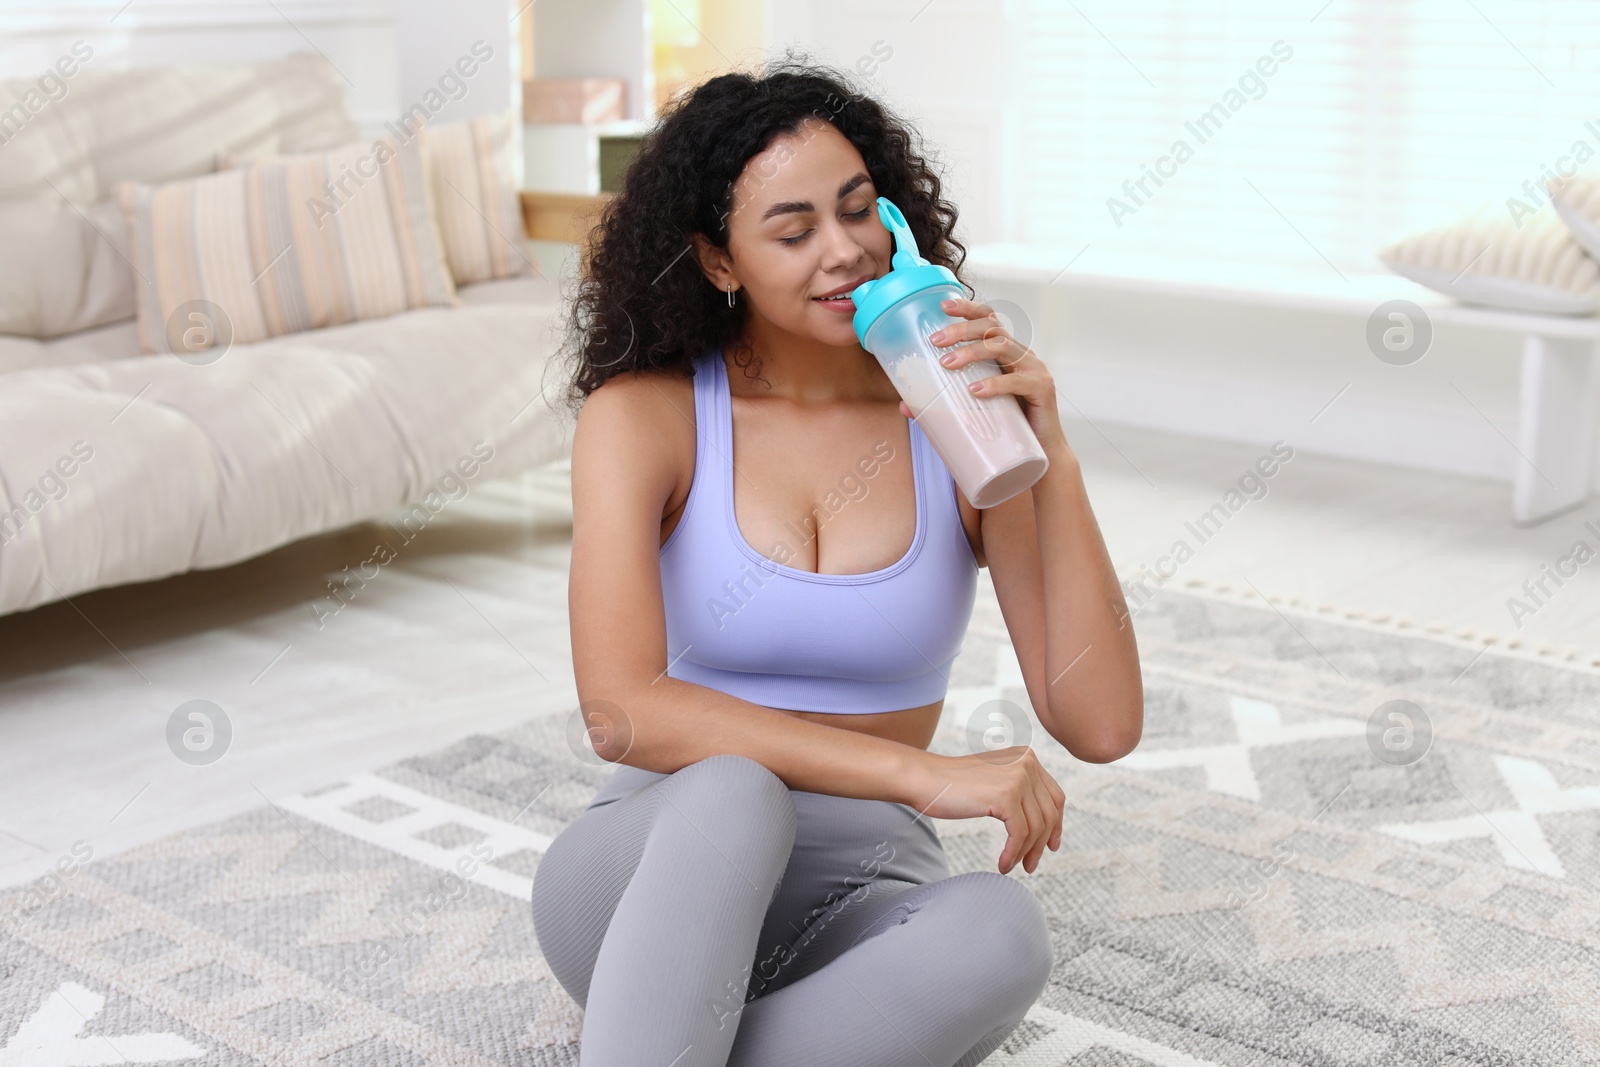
[716,119,894,349]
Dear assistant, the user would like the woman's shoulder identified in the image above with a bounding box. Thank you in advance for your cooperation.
[581,360,699,423]
[575,361,701,488]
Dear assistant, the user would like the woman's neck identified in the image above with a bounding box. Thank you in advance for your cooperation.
[733,311,893,406]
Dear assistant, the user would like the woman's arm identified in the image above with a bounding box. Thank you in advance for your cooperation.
[926,299,1144,762]
[586,676,931,804]
[982,442,1143,761]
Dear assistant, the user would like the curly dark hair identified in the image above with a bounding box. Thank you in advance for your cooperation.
[553,55,966,415]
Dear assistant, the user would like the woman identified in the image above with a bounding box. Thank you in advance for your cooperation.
[532,60,1143,1067]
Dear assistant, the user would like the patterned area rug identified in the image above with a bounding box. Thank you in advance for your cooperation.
[4,580,1599,1066]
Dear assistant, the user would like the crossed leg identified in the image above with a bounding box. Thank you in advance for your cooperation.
[531,754,1053,1067]
[728,782,1052,1066]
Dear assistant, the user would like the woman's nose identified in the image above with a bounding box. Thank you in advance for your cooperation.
[817,221,865,270]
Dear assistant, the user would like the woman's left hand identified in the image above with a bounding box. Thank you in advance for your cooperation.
[897,296,1068,453]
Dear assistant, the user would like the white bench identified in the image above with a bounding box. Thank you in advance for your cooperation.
[965,245,1598,526]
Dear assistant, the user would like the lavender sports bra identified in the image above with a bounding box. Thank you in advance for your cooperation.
[658,350,979,714]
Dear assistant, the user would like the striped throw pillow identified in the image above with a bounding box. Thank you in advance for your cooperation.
[1377,203,1600,315]
[116,131,458,356]
[421,109,534,285]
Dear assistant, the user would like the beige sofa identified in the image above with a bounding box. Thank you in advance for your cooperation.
[0,53,571,617]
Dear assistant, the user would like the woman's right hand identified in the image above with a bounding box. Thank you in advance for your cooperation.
[903,748,1065,875]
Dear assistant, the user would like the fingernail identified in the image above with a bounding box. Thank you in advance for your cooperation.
[940,353,955,366]
[929,330,945,343]
[967,381,982,393]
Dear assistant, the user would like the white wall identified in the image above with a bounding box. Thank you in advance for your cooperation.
[0,1,400,134]
[533,0,652,121]
[0,0,519,140]
[763,0,1013,247]
[396,0,514,127]
[765,0,1600,496]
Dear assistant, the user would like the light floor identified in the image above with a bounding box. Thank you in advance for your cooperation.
[3,418,1598,889]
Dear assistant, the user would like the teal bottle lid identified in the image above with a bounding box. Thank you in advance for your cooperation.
[850,197,960,345]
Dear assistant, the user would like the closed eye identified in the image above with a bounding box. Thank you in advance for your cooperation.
[777,206,876,247]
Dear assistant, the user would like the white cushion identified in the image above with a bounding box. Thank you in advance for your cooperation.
[1377,205,1600,315]
[0,318,141,375]
[1547,175,1600,268]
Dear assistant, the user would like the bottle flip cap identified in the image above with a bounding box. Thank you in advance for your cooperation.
[850,197,960,345]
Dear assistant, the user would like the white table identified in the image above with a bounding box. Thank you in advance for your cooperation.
[964,245,1598,525]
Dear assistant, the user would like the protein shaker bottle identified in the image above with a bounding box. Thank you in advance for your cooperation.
[851,197,1050,508]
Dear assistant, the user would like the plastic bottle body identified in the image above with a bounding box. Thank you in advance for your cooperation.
[861,283,1049,508]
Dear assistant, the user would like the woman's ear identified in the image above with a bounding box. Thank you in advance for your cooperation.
[692,233,739,295]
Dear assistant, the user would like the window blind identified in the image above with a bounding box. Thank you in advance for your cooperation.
[1015,0,1600,275]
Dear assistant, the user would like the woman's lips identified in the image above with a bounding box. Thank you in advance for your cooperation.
[813,294,856,313]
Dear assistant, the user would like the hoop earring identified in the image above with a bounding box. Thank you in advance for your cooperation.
[727,282,736,308]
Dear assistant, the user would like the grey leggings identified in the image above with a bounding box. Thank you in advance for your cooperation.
[530,753,1054,1066]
